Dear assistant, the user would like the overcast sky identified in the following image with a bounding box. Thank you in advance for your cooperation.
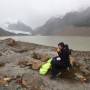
[0,0,90,29]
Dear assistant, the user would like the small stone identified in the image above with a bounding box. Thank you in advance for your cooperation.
[0,62,5,67]
[0,53,2,56]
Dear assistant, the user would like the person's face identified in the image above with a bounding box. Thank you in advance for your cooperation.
[58,45,63,49]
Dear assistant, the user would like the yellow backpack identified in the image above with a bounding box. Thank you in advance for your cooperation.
[39,58,52,75]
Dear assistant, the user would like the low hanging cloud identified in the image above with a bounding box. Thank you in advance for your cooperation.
[0,0,90,28]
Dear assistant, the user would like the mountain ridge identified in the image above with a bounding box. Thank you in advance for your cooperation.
[34,7,90,36]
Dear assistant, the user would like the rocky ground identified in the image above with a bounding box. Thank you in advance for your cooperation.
[0,38,90,90]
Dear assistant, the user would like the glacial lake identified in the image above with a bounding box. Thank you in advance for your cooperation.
[0,36,90,51]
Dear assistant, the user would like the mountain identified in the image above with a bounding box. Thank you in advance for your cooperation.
[34,7,90,36]
[0,27,30,36]
[2,21,33,35]
[0,28,16,36]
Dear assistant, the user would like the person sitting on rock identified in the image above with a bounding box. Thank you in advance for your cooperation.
[51,42,65,79]
[51,42,71,79]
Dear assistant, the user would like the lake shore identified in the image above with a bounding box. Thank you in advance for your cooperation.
[0,36,90,51]
[0,38,90,90]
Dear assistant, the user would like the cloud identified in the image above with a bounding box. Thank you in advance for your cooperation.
[0,0,90,28]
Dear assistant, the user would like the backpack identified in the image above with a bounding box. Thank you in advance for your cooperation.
[39,58,52,75]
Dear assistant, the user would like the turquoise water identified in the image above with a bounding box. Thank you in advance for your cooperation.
[0,36,90,51]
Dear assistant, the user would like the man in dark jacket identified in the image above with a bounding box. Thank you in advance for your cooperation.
[51,42,71,79]
[51,42,65,78]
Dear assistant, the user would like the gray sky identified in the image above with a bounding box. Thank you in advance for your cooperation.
[0,0,90,29]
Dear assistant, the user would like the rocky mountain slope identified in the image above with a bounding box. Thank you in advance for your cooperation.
[34,7,90,36]
[0,27,30,36]
[0,28,15,36]
[1,21,32,35]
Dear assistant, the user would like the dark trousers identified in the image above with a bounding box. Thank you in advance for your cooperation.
[51,56,67,78]
[51,64,60,78]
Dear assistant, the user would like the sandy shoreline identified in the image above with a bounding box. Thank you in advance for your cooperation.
[0,38,90,90]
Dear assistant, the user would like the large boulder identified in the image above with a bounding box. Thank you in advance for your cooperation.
[27,58,43,70]
[31,52,50,62]
[31,59,42,70]
[18,58,43,70]
[40,54,50,62]
[4,38,16,46]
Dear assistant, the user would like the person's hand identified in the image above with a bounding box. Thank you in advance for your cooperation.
[57,48,61,52]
